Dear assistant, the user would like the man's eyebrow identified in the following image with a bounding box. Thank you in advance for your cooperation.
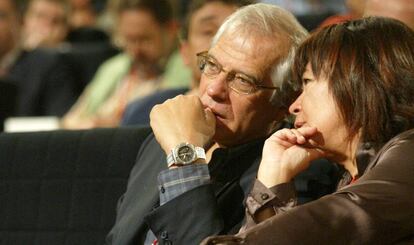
[207,53,260,82]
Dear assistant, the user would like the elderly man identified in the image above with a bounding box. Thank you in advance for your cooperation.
[106,3,336,245]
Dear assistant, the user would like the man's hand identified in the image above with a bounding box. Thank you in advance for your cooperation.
[150,95,216,154]
[257,127,327,188]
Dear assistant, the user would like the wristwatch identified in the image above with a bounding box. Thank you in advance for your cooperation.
[166,143,206,167]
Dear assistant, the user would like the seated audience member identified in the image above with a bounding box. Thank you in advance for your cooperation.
[320,0,414,32]
[319,0,365,27]
[66,0,112,44]
[62,0,177,129]
[68,0,96,29]
[202,17,414,244]
[106,4,338,245]
[0,0,77,116]
[364,0,414,29]
[22,0,70,50]
[121,0,251,126]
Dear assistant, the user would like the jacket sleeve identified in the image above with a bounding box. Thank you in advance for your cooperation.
[240,180,296,232]
[202,133,414,245]
[145,184,224,245]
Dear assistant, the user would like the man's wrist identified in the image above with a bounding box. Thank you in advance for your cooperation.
[166,143,206,168]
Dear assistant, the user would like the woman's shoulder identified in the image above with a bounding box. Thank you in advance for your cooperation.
[383,128,414,151]
[368,128,414,172]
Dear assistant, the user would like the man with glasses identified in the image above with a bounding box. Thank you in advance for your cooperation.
[107,3,336,245]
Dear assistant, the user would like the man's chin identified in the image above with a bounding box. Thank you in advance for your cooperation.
[213,122,239,147]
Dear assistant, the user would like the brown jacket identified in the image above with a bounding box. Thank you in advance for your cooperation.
[202,128,414,245]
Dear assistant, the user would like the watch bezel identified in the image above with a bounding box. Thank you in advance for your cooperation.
[173,142,197,165]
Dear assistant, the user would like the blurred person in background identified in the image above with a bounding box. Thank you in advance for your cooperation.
[96,0,121,36]
[68,0,96,28]
[62,0,177,129]
[364,0,414,30]
[121,0,253,126]
[260,0,346,16]
[0,0,77,116]
[21,0,70,50]
[321,0,414,28]
[319,0,366,27]
[0,0,21,77]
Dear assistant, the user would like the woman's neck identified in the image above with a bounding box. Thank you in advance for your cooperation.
[340,135,361,178]
[342,158,358,178]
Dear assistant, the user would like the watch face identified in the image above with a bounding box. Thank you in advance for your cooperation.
[177,145,195,163]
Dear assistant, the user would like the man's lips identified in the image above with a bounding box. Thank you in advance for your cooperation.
[205,106,226,119]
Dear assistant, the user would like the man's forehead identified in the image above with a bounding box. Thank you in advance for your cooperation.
[210,33,287,78]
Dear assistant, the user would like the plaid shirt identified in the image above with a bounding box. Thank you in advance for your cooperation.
[158,164,210,205]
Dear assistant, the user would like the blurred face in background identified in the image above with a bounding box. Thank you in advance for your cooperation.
[23,0,68,49]
[364,0,414,30]
[181,2,239,85]
[0,0,19,59]
[118,8,171,75]
[70,0,91,8]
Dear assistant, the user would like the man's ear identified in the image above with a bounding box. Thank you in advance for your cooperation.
[180,40,191,66]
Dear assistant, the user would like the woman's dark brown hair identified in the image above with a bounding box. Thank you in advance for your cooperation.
[292,17,414,144]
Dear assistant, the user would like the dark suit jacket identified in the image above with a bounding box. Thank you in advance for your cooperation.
[6,49,78,116]
[106,132,338,245]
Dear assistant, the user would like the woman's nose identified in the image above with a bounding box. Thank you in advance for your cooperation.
[289,93,303,115]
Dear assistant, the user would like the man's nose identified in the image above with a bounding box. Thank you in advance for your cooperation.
[206,73,229,102]
[131,43,143,55]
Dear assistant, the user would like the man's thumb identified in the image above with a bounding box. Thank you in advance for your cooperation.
[204,108,216,128]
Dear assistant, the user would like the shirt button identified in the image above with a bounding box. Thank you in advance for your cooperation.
[261,193,269,200]
[161,230,168,239]
[160,186,165,193]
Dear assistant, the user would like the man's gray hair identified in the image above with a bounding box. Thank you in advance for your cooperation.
[212,3,308,107]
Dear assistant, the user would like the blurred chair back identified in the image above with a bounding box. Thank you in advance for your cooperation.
[0,126,151,245]
[60,42,120,95]
[0,79,18,131]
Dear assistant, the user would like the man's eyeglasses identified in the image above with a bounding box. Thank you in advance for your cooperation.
[196,51,278,95]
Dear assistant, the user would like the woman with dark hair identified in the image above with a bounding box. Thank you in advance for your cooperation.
[202,17,414,244]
